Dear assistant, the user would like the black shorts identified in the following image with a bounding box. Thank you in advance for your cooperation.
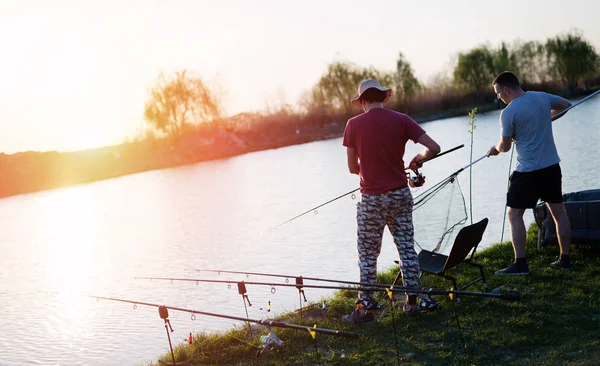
[507,164,563,209]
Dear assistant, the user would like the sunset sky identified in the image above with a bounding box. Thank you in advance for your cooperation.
[1,0,599,153]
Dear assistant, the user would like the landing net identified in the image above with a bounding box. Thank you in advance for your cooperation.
[411,173,468,255]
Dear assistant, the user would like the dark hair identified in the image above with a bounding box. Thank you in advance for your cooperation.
[492,71,520,89]
[360,88,388,103]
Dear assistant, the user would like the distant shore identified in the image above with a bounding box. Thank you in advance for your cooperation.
[0,107,486,199]
[1,87,596,200]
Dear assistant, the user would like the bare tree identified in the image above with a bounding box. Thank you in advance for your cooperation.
[144,70,223,136]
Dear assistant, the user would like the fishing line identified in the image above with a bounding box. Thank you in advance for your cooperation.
[135,276,521,301]
[388,295,401,366]
[183,269,398,287]
[312,335,322,366]
[451,299,467,356]
[270,144,465,230]
[84,295,359,339]
[500,145,515,243]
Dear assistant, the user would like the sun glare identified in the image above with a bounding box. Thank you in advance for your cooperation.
[33,186,102,331]
[1,5,124,152]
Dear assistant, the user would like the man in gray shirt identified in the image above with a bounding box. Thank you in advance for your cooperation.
[487,71,573,275]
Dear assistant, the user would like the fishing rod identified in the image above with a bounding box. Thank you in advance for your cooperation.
[414,151,488,201]
[402,152,488,209]
[551,88,600,121]
[135,276,521,301]
[271,144,465,229]
[270,189,360,230]
[183,268,393,287]
[84,295,359,339]
[455,153,488,172]
[410,143,464,166]
[181,269,456,318]
[185,157,493,288]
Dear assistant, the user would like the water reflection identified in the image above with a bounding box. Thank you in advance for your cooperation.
[0,98,598,365]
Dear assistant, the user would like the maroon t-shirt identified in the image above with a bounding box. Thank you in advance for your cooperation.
[343,108,426,195]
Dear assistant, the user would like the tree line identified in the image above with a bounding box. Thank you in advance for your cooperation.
[1,31,598,199]
[143,30,599,141]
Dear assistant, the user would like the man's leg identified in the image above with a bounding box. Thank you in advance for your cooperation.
[356,197,386,300]
[503,169,533,267]
[387,188,420,310]
[495,207,529,275]
[388,213,419,289]
[546,202,573,269]
[341,197,385,322]
[508,207,527,259]
[537,164,572,268]
[546,202,571,255]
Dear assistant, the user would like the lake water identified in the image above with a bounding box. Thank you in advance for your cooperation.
[1,97,599,365]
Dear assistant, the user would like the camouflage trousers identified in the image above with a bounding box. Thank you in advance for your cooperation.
[356,186,420,299]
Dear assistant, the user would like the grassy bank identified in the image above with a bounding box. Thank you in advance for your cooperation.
[151,225,600,365]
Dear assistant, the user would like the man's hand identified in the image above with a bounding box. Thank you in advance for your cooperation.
[409,155,423,170]
[487,146,500,157]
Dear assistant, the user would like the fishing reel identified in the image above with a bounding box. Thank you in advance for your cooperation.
[408,169,426,188]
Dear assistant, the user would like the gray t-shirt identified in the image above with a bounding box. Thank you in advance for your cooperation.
[500,91,564,172]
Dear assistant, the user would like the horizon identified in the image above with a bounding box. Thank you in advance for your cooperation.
[1,0,599,154]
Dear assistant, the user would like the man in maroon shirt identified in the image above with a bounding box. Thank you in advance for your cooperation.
[342,79,440,322]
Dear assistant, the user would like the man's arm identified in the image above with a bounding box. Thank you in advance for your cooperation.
[488,109,514,156]
[550,94,572,121]
[488,136,512,155]
[409,133,441,169]
[488,136,513,156]
[346,147,360,175]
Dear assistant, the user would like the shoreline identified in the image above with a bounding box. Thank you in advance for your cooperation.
[1,87,597,201]
[0,103,500,200]
[149,228,600,365]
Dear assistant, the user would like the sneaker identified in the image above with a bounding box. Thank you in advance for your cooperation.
[341,308,375,324]
[418,296,440,312]
[549,260,574,270]
[495,263,529,276]
[402,296,440,315]
[356,297,382,311]
[402,303,428,315]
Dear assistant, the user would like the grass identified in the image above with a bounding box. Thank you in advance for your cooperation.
[150,225,600,365]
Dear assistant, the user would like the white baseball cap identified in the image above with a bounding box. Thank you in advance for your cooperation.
[351,79,392,108]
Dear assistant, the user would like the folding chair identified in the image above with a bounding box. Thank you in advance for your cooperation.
[393,217,489,291]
